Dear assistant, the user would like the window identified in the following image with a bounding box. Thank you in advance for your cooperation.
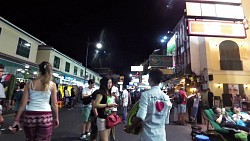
[219,40,242,70]
[53,56,60,69]
[65,62,70,72]
[80,69,83,77]
[16,38,31,58]
[74,66,78,75]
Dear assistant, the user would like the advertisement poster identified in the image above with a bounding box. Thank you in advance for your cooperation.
[228,84,239,96]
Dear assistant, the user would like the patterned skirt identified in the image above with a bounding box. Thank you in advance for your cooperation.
[22,111,53,141]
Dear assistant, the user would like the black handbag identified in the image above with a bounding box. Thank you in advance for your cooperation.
[82,96,92,105]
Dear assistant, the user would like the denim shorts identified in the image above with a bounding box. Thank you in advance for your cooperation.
[178,104,186,113]
[82,106,91,122]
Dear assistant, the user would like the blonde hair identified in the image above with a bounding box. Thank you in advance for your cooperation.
[39,61,52,90]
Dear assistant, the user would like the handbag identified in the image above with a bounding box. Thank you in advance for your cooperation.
[106,113,122,128]
[82,96,92,105]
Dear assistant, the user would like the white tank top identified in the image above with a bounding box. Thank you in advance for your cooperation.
[26,81,52,111]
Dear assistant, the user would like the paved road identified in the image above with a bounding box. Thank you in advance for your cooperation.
[0,104,192,141]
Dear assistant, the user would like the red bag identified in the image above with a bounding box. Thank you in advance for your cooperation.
[106,113,122,128]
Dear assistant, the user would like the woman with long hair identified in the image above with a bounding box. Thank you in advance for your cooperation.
[12,61,59,141]
[94,77,117,141]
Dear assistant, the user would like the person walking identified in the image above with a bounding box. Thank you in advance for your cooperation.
[13,82,25,115]
[12,61,59,140]
[0,64,5,112]
[0,64,5,127]
[110,81,119,141]
[64,86,71,109]
[122,87,129,123]
[89,89,99,141]
[124,69,172,141]
[80,79,96,140]
[178,87,187,125]
[71,87,76,108]
[207,88,214,108]
[94,77,117,141]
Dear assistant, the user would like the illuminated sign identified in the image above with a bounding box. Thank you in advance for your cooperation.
[186,2,244,20]
[188,20,246,38]
[186,0,241,4]
[131,66,143,72]
[160,69,174,74]
[149,55,173,67]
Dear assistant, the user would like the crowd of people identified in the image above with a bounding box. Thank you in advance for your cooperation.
[7,61,250,140]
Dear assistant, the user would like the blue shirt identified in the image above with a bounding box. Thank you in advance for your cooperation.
[136,86,172,141]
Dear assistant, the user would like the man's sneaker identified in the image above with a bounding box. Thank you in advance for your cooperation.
[80,133,86,140]
[86,132,91,137]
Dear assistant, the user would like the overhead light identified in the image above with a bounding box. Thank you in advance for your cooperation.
[24,43,31,47]
[33,71,38,75]
[25,65,29,68]
[21,70,25,73]
[17,69,22,71]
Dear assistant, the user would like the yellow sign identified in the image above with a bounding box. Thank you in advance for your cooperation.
[160,69,174,74]
[188,20,246,38]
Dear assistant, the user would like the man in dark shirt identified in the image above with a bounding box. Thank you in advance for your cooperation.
[208,88,214,108]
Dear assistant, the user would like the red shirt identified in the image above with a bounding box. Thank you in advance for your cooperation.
[179,90,187,105]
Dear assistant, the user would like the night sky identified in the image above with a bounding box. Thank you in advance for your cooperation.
[0,0,185,77]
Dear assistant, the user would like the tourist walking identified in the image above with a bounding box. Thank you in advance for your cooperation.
[124,69,172,141]
[12,61,59,140]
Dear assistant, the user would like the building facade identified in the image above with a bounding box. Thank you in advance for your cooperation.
[166,0,250,98]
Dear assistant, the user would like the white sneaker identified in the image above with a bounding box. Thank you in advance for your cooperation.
[86,132,91,137]
[80,134,86,140]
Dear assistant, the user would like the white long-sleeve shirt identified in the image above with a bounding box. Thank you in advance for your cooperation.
[136,86,172,141]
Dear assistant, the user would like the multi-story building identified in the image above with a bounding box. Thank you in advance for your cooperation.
[0,16,102,102]
[166,0,250,99]
[37,46,101,86]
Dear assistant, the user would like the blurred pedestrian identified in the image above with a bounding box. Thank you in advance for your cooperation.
[13,82,25,115]
[178,87,187,125]
[89,89,99,141]
[110,81,119,141]
[122,87,129,123]
[64,86,71,109]
[94,77,117,141]
[71,87,76,108]
[12,61,59,140]
[207,88,214,108]
[124,69,172,141]
[0,64,5,110]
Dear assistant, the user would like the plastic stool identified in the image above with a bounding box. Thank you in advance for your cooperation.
[195,135,210,141]
[58,101,64,108]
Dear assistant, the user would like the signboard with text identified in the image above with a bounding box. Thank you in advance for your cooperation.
[186,0,241,4]
[188,20,246,38]
[149,55,173,67]
[186,2,244,20]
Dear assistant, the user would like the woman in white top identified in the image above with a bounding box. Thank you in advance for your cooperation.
[12,61,59,141]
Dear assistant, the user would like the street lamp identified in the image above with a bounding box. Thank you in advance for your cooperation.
[85,39,103,80]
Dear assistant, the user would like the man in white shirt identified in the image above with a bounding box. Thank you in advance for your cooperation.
[0,64,6,113]
[80,79,96,140]
[124,69,172,141]
[122,87,129,123]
